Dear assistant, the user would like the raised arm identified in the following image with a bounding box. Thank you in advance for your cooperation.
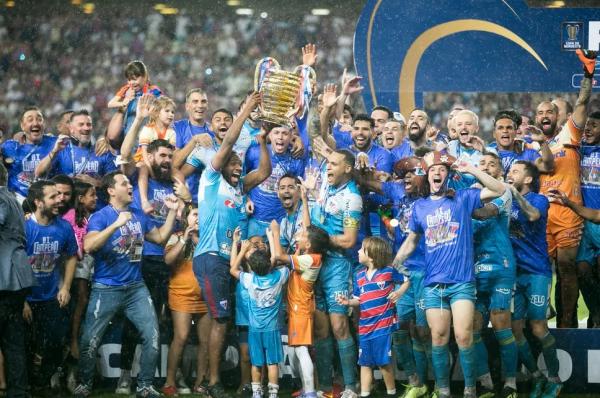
[84,212,132,253]
[243,130,272,193]
[35,136,68,178]
[454,161,505,201]
[212,92,260,172]
[335,74,363,120]
[510,185,541,222]
[572,49,597,128]
[120,95,155,176]
[319,84,339,149]
[266,220,290,265]
[549,189,600,223]
[173,134,213,169]
[144,195,182,246]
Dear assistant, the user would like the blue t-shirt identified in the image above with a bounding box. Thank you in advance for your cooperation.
[311,179,363,258]
[409,188,482,285]
[332,122,353,150]
[473,187,516,275]
[391,139,415,164]
[245,145,306,223]
[87,205,153,286]
[174,119,212,202]
[26,217,77,302]
[235,281,250,327]
[486,144,540,175]
[353,266,403,340]
[239,267,290,331]
[509,192,552,276]
[195,163,247,259]
[448,140,482,167]
[131,177,174,256]
[280,204,306,254]
[580,144,600,209]
[52,142,117,179]
[2,136,56,197]
[381,181,426,271]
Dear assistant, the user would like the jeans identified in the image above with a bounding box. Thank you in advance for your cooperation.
[78,281,159,389]
[28,299,69,386]
[0,291,29,397]
[120,256,170,371]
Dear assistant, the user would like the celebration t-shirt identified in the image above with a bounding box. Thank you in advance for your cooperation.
[2,136,56,197]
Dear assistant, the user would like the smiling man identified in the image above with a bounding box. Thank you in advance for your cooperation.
[447,110,483,167]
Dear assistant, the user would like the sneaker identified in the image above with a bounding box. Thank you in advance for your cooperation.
[463,390,477,398]
[252,387,264,398]
[176,372,191,395]
[195,382,210,396]
[73,384,91,398]
[478,385,496,398]
[529,377,546,398]
[240,384,253,398]
[136,385,163,397]
[400,384,429,398]
[316,391,333,398]
[162,384,178,396]
[115,371,132,395]
[541,381,562,398]
[430,390,451,398]
[339,390,357,398]
[208,383,232,398]
[500,386,517,398]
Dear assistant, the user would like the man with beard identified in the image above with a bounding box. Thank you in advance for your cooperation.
[23,180,78,394]
[354,156,430,398]
[55,110,74,137]
[277,174,311,254]
[0,107,56,203]
[447,110,484,167]
[35,110,117,187]
[506,161,562,398]
[245,124,307,237]
[487,109,554,175]
[51,174,75,216]
[537,49,596,328]
[114,139,182,395]
[74,171,181,398]
[391,110,431,164]
[193,92,272,398]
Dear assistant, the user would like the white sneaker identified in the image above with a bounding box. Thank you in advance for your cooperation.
[50,367,63,390]
[339,390,358,398]
[115,371,132,395]
[176,370,191,395]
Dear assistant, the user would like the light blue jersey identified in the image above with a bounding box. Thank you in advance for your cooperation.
[194,163,247,259]
[473,186,516,275]
[240,267,290,331]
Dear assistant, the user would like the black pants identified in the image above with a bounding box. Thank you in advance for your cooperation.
[120,255,171,371]
[0,291,29,397]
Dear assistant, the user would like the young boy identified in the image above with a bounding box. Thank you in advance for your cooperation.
[338,237,409,398]
[267,221,330,398]
[230,249,289,398]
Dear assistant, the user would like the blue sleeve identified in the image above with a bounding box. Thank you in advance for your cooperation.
[101,153,118,174]
[87,210,108,232]
[464,188,483,212]
[295,113,310,157]
[174,120,189,149]
[244,144,260,173]
[63,222,78,256]
[352,273,360,297]
[375,149,393,173]
[381,181,405,201]
[525,149,541,162]
[408,204,423,234]
[391,267,404,283]
[1,140,17,158]
[531,194,549,217]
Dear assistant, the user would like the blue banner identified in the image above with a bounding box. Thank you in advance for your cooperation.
[353,0,600,116]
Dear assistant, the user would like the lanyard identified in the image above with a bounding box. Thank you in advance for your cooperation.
[70,143,91,176]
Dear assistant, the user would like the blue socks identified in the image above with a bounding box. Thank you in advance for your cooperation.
[516,336,538,374]
[412,338,429,385]
[314,337,334,390]
[393,330,416,378]
[431,344,450,389]
[495,328,518,378]
[540,332,559,379]
[458,344,476,388]
[337,337,358,388]
[473,331,490,378]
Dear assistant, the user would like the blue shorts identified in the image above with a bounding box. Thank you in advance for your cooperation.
[315,255,351,314]
[475,269,515,314]
[248,329,283,366]
[423,282,476,311]
[397,270,427,327]
[193,253,232,319]
[358,333,393,367]
[576,220,600,265]
[247,217,270,238]
[513,273,551,321]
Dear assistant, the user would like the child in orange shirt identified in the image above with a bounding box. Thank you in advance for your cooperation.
[267,221,330,398]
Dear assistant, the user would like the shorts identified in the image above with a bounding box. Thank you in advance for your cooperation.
[193,252,232,319]
[575,220,600,265]
[397,270,427,327]
[475,269,515,315]
[248,329,283,366]
[247,218,269,238]
[423,282,476,311]
[512,273,552,321]
[315,255,351,314]
[358,333,393,367]
[546,219,583,256]
[238,326,249,344]
[288,314,313,346]
[74,254,94,280]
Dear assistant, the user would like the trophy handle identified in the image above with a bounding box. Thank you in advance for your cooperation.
[254,57,280,91]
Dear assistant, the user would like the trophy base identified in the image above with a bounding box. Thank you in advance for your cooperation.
[259,113,293,127]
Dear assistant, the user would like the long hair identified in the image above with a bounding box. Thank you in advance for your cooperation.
[148,96,176,126]
[73,181,94,228]
[180,204,198,260]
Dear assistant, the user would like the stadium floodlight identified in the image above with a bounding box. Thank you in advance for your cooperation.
[227,0,241,6]
[312,8,330,16]
[154,3,167,10]
[547,0,565,7]
[236,8,254,15]
[260,12,268,18]
[160,7,179,14]
[82,3,95,13]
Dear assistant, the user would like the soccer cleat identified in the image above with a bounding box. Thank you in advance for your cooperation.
[209,383,233,398]
[400,384,429,398]
[115,371,132,395]
[136,385,163,398]
[500,386,518,398]
[252,387,264,398]
[529,377,546,398]
[541,381,562,398]
[73,384,91,398]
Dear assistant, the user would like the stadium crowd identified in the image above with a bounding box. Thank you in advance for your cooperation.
[0,11,599,398]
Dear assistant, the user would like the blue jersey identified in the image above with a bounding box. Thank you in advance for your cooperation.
[409,188,482,285]
[381,182,426,271]
[26,217,77,302]
[131,177,174,256]
[509,192,552,276]
[245,145,306,223]
[122,85,162,136]
[195,163,247,259]
[353,266,403,339]
[448,140,482,167]
[473,187,516,275]
[235,281,250,326]
[486,145,540,175]
[280,204,306,254]
[311,179,362,258]
[2,136,56,197]
[52,142,117,179]
[332,122,353,150]
[87,205,153,286]
[174,119,212,202]
[239,267,290,331]
[391,139,415,164]
[580,144,600,209]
